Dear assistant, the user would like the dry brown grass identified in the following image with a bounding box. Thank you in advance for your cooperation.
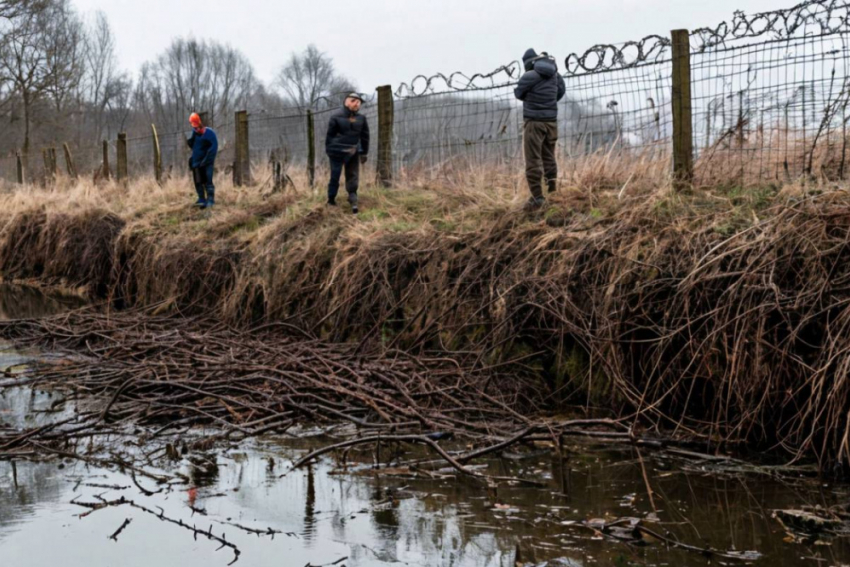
[3,154,850,470]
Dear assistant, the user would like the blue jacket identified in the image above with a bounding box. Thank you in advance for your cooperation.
[187,128,218,169]
[514,49,566,122]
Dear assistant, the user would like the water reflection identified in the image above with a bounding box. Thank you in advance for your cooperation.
[187,453,220,488]
[1,285,850,565]
[2,435,850,566]
[304,463,316,542]
[0,283,86,320]
[0,461,66,535]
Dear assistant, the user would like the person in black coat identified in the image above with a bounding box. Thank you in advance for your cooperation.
[514,49,566,208]
[325,93,370,213]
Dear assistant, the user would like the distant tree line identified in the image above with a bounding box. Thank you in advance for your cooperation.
[0,0,355,159]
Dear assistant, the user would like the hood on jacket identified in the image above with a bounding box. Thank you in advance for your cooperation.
[534,56,558,78]
[523,48,538,70]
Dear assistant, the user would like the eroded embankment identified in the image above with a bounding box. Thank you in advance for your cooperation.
[3,189,850,471]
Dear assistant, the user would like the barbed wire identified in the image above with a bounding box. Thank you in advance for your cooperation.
[691,0,850,52]
[564,35,672,76]
[394,62,522,98]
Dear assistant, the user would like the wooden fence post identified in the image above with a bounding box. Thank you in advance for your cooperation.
[234,110,250,186]
[671,29,694,191]
[376,85,394,187]
[42,147,56,182]
[102,140,110,180]
[16,152,24,184]
[151,124,162,184]
[307,109,316,188]
[63,143,77,179]
[117,132,128,183]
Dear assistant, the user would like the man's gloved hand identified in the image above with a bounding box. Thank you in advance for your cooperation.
[360,155,368,164]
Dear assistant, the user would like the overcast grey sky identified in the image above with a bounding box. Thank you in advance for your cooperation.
[72,0,785,93]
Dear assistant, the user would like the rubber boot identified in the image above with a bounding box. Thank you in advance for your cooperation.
[348,191,359,214]
[547,179,558,194]
[194,184,206,207]
[204,187,215,209]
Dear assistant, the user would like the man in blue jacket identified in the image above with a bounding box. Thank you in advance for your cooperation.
[514,49,566,209]
[325,93,370,214]
[187,113,219,209]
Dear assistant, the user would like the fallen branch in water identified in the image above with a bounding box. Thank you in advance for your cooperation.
[73,496,241,565]
[108,518,132,542]
[0,310,643,489]
[284,433,547,487]
[569,517,762,562]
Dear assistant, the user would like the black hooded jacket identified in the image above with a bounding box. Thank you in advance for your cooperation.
[325,106,370,160]
[514,49,566,122]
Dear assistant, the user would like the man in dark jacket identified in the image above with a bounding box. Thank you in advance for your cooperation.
[187,112,219,209]
[514,49,566,208]
[326,93,370,214]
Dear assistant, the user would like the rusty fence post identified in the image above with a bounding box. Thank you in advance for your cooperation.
[234,110,251,186]
[63,143,77,179]
[671,29,694,191]
[117,132,128,183]
[43,147,56,182]
[376,85,394,187]
[102,140,110,180]
[152,124,162,184]
[16,152,24,184]
[307,109,316,188]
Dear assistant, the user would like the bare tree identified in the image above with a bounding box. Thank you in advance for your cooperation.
[42,1,85,114]
[135,37,258,131]
[83,11,129,140]
[275,45,356,108]
[0,0,45,20]
[0,0,85,156]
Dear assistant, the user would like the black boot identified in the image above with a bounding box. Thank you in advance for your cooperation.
[523,196,545,211]
[547,179,558,194]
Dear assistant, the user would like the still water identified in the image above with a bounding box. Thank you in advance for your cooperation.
[0,284,849,567]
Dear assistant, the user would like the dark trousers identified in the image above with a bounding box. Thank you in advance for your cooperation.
[523,120,558,200]
[193,164,215,203]
[328,155,360,205]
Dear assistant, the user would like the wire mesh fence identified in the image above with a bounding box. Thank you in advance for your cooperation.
[0,0,847,191]
[249,109,310,166]
[0,155,18,188]
[562,37,674,165]
[691,1,850,186]
[391,65,523,177]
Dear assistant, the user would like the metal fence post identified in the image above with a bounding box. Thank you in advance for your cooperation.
[63,143,77,179]
[671,29,694,191]
[307,109,316,188]
[102,140,110,180]
[152,124,162,184]
[234,110,250,186]
[376,85,394,187]
[117,132,128,183]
